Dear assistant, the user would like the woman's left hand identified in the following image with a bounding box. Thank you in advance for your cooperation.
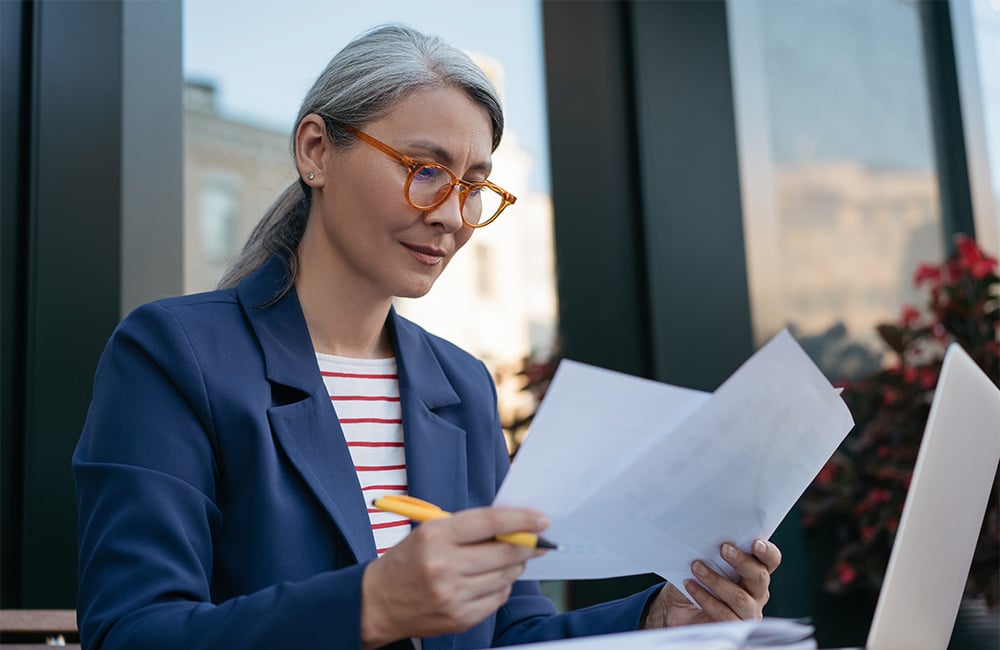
[641,539,782,628]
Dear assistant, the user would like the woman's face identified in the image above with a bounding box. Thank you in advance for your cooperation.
[306,85,493,302]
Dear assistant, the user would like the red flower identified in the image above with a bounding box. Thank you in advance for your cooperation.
[872,489,891,503]
[817,464,836,484]
[918,368,937,390]
[837,561,858,585]
[971,257,997,280]
[903,366,918,384]
[956,234,979,260]
[860,525,877,542]
[913,263,942,287]
[900,304,920,327]
[946,260,963,284]
[953,234,994,278]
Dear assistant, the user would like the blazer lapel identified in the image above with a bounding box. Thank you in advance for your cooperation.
[237,256,377,563]
[390,311,468,650]
[389,310,469,515]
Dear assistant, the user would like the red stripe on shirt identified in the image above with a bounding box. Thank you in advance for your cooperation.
[348,441,404,448]
[331,395,400,402]
[371,520,412,530]
[340,418,403,424]
[361,484,408,491]
[321,371,398,379]
[355,464,407,472]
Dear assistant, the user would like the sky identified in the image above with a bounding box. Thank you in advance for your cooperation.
[182,0,552,191]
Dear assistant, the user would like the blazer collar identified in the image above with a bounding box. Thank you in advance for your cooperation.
[235,255,318,394]
[386,307,460,410]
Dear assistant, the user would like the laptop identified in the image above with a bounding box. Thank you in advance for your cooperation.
[865,343,1000,649]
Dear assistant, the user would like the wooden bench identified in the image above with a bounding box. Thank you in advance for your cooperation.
[0,610,79,648]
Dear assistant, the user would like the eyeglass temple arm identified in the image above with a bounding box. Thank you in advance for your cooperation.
[339,122,416,167]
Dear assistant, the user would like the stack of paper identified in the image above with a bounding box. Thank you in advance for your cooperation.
[506,618,817,649]
[494,329,854,590]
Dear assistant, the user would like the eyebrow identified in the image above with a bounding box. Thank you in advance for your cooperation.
[401,138,492,176]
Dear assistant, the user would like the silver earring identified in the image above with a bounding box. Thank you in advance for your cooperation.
[307,172,316,181]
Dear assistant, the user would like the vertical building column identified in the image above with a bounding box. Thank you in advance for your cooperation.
[543,0,807,615]
[2,0,182,608]
[542,0,653,379]
[20,0,124,607]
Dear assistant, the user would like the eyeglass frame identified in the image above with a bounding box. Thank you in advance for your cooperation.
[332,121,517,228]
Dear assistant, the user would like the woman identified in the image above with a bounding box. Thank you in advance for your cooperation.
[74,23,780,650]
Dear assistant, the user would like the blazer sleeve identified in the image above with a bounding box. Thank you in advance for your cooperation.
[73,303,375,650]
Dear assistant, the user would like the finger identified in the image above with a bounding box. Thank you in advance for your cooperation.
[683,579,741,622]
[458,561,528,600]
[449,540,536,576]
[692,559,764,619]
[446,579,518,631]
[447,507,550,545]
[751,538,782,573]
[407,517,536,577]
[720,543,771,601]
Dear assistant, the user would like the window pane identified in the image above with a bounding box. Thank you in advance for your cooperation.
[729,0,945,380]
[968,0,1000,253]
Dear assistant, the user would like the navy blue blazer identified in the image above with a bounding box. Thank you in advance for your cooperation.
[73,255,659,649]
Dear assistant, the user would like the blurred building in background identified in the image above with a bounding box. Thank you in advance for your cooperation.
[183,81,294,292]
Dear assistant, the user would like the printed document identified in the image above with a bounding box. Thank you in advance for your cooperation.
[504,617,816,649]
[494,329,854,587]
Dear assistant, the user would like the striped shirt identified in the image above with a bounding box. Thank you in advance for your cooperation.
[317,353,411,556]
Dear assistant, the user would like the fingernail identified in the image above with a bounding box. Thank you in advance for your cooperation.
[723,543,738,560]
[692,561,709,578]
[754,540,768,555]
[684,579,699,593]
[536,516,550,529]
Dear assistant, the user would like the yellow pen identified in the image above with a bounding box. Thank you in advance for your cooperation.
[372,495,560,550]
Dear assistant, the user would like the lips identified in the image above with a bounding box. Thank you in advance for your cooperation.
[402,242,447,266]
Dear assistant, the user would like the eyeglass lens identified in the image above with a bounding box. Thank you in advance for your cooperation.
[408,164,505,226]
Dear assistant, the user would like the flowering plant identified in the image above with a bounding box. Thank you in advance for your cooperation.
[800,234,999,607]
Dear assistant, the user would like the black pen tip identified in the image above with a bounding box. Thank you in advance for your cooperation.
[536,537,560,550]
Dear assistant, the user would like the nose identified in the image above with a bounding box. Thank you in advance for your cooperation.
[424,184,466,232]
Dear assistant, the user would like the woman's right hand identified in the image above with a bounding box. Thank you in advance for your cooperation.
[360,506,550,647]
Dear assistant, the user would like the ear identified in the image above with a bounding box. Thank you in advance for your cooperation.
[295,113,329,187]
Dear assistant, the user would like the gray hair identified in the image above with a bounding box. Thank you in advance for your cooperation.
[218,23,505,297]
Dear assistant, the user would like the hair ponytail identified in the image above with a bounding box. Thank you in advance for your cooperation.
[217,179,310,299]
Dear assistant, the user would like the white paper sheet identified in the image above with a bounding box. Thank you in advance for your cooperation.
[495,360,711,578]
[494,329,854,585]
[504,618,816,649]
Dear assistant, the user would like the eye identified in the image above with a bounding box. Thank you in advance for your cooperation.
[412,164,447,184]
